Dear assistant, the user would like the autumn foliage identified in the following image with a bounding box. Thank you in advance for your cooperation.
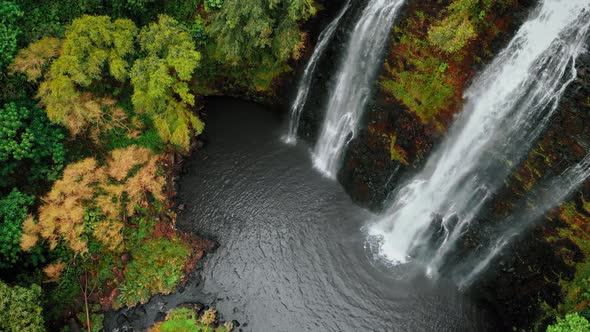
[21,146,165,254]
[9,37,62,82]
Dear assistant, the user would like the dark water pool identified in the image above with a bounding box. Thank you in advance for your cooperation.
[106,97,496,332]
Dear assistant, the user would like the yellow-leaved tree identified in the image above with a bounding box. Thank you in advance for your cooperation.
[130,15,204,152]
[34,15,137,135]
[427,0,487,54]
[21,145,166,255]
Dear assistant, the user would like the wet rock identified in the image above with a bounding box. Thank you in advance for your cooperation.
[129,307,146,320]
[155,311,166,322]
[116,313,129,326]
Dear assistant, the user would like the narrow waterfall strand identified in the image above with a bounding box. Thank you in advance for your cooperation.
[313,0,406,178]
[283,1,351,144]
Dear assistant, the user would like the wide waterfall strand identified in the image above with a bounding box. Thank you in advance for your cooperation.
[368,0,590,275]
[283,1,351,144]
[457,153,590,289]
[312,0,405,178]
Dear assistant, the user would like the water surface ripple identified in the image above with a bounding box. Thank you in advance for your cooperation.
[165,98,495,332]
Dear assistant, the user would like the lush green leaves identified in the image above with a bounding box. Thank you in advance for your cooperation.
[0,280,44,332]
[207,0,315,90]
[0,1,23,69]
[205,0,224,9]
[0,102,66,189]
[547,313,590,332]
[116,236,190,308]
[152,307,231,332]
[37,15,137,135]
[427,0,495,53]
[57,15,137,84]
[130,15,203,152]
[0,189,34,269]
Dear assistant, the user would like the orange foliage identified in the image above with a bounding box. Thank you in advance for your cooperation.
[9,37,62,81]
[106,145,151,181]
[37,158,103,253]
[20,216,40,251]
[21,146,167,254]
[43,262,66,282]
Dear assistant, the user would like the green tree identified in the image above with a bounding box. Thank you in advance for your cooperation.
[547,313,590,332]
[207,0,315,90]
[0,1,23,69]
[130,15,203,152]
[205,0,224,9]
[0,189,34,269]
[37,15,137,135]
[0,102,66,189]
[0,280,44,332]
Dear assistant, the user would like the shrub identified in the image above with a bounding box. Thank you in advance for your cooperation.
[0,280,44,332]
[0,1,23,69]
[116,236,191,308]
[0,189,35,269]
[547,313,590,332]
[150,307,230,332]
[205,0,224,10]
[207,0,315,91]
[428,16,476,53]
[0,102,66,190]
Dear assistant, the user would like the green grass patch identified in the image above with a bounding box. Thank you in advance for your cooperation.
[116,236,191,308]
[101,124,164,153]
[380,25,457,126]
[151,307,232,332]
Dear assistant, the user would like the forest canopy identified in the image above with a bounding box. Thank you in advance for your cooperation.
[0,0,317,330]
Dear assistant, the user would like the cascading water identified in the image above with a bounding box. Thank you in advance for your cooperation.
[283,1,351,145]
[457,153,590,289]
[368,0,590,277]
[312,0,405,178]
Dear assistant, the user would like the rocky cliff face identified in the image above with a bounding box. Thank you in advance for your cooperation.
[295,0,590,329]
[470,44,590,330]
[335,0,537,211]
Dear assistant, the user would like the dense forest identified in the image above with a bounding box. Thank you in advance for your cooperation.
[0,0,314,330]
[1,0,590,331]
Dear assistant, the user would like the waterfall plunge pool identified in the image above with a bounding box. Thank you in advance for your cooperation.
[105,97,497,332]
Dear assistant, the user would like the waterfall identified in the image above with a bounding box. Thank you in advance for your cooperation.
[458,153,590,289]
[312,0,405,178]
[368,0,590,276]
[283,1,351,145]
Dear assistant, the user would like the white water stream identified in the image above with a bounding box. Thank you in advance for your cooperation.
[368,0,590,277]
[283,1,351,144]
[313,0,406,178]
[458,153,590,289]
